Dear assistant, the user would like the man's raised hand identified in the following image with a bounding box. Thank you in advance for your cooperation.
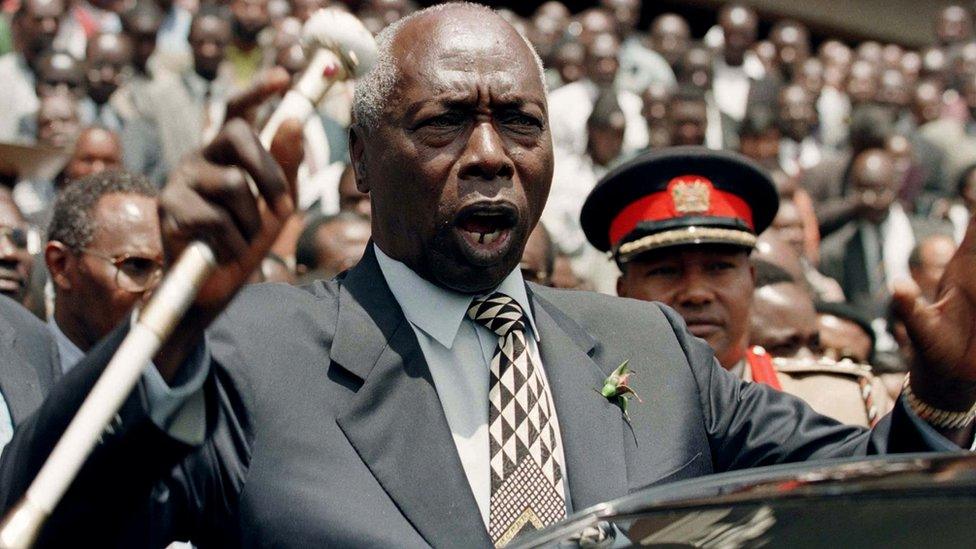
[894,215,976,442]
[154,118,303,380]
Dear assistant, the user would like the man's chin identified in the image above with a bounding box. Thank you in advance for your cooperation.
[429,239,523,295]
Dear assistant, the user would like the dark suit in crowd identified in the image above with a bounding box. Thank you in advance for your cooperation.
[0,247,959,547]
[0,295,59,432]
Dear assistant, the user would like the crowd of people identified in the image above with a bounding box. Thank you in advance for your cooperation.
[3,0,974,419]
[0,0,975,544]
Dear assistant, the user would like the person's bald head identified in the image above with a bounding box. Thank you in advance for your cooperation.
[190,9,232,81]
[530,2,569,61]
[847,59,879,105]
[86,33,134,105]
[796,58,824,97]
[770,19,810,76]
[857,41,883,65]
[900,50,922,84]
[62,127,123,186]
[123,0,164,74]
[349,4,553,293]
[354,3,545,133]
[553,40,586,86]
[750,280,821,359]
[767,199,806,260]
[576,8,617,46]
[778,83,816,141]
[14,0,64,63]
[719,3,757,66]
[753,231,805,284]
[877,68,909,108]
[600,0,640,35]
[585,32,621,86]
[650,13,690,67]
[913,79,944,123]
[678,45,713,89]
[37,92,81,148]
[936,5,973,47]
[909,234,956,303]
[881,43,903,70]
[921,46,949,82]
[850,148,897,224]
[35,51,85,101]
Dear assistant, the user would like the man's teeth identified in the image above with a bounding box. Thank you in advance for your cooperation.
[470,229,502,244]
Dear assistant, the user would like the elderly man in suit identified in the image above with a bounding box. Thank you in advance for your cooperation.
[4,4,976,548]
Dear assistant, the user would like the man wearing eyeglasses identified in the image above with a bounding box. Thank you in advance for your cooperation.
[0,187,34,307]
[44,169,163,373]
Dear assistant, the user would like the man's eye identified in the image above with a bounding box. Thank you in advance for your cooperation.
[645,266,678,277]
[500,112,541,126]
[421,113,465,128]
[120,257,156,276]
[707,261,735,272]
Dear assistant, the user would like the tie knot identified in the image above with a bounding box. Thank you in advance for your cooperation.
[467,292,526,337]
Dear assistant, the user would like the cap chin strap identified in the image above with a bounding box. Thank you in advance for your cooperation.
[615,226,757,263]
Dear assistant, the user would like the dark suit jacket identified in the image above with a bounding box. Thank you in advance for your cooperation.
[0,295,59,429]
[0,246,959,547]
[819,217,954,318]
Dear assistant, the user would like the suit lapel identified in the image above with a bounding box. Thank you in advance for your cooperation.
[0,318,46,425]
[332,247,491,548]
[529,289,629,513]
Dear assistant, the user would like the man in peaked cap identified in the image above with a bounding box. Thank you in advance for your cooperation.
[584,146,889,426]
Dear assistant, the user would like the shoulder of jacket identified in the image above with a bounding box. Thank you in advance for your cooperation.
[531,285,669,323]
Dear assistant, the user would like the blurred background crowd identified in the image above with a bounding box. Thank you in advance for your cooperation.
[2,0,976,405]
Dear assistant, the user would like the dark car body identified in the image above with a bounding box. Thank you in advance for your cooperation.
[511,452,976,548]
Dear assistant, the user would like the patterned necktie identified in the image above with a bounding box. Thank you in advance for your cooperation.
[467,292,567,547]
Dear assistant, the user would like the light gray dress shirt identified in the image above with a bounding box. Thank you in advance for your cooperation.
[49,317,208,445]
[373,245,570,526]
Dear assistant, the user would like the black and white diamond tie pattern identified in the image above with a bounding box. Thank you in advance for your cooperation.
[467,292,566,547]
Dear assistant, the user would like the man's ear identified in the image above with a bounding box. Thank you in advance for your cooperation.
[616,273,627,298]
[349,125,370,194]
[45,241,74,291]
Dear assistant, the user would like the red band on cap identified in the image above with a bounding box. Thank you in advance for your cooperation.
[608,176,755,247]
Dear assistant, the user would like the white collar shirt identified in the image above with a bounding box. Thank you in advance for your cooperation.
[373,244,570,527]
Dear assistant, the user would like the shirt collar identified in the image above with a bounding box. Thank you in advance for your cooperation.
[373,243,539,349]
[47,318,84,374]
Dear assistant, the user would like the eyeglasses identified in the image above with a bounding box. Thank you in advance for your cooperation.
[0,226,28,250]
[80,249,164,293]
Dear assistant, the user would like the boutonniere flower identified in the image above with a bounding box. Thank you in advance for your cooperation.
[598,361,642,422]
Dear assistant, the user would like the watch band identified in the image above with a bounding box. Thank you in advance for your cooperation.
[903,374,976,430]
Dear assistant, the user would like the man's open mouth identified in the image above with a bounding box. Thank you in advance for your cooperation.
[453,203,518,250]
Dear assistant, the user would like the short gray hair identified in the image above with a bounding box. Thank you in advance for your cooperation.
[352,2,546,132]
[48,169,158,250]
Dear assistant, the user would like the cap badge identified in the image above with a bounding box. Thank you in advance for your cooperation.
[670,177,711,215]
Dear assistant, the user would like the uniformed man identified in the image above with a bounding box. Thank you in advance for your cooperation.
[580,146,886,427]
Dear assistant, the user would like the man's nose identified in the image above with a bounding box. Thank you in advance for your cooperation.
[0,235,17,258]
[458,121,515,181]
[676,272,714,306]
[40,17,57,35]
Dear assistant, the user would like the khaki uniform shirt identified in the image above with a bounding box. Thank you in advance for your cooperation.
[739,349,894,428]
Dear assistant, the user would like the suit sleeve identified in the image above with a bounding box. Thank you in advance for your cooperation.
[0,320,254,547]
[655,305,963,473]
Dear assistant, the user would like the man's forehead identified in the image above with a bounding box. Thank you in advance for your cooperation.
[391,12,542,99]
